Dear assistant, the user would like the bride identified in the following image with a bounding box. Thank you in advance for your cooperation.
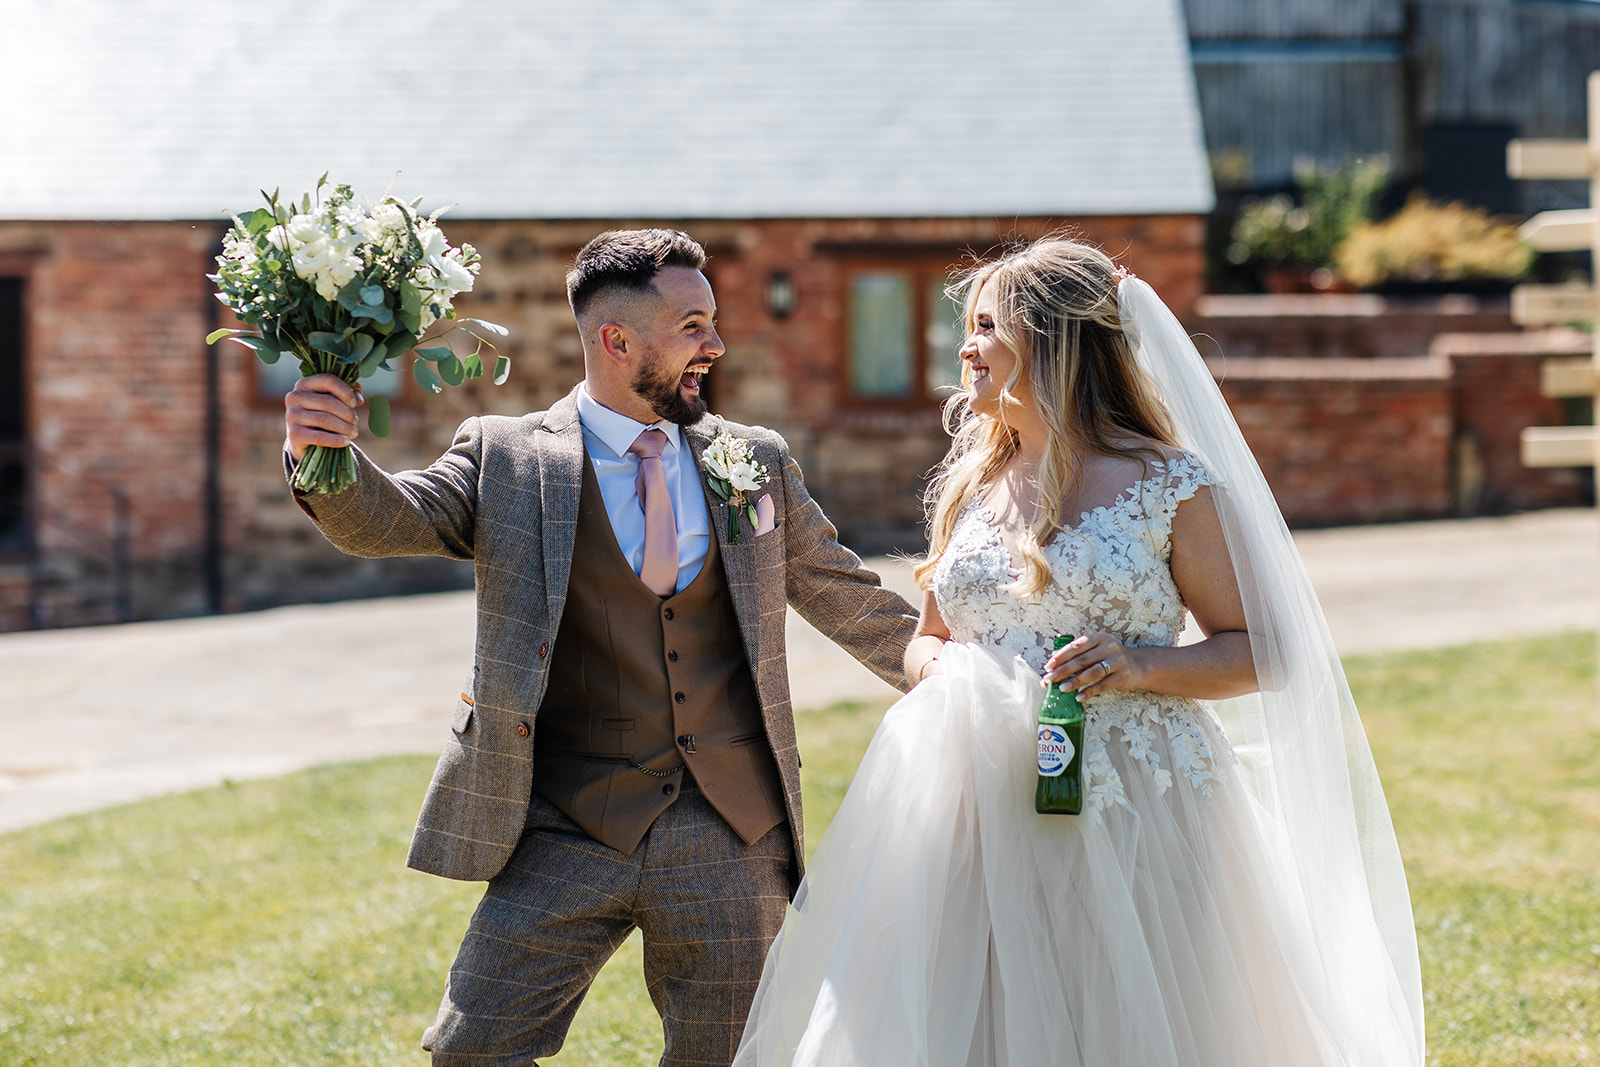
[733,239,1424,1065]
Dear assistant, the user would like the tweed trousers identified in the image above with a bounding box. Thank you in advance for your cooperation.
[422,785,793,1066]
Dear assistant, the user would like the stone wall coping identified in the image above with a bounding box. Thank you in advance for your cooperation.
[1193,293,1508,319]
[1207,356,1452,381]
[1428,329,1592,359]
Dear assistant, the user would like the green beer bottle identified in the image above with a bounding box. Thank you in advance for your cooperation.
[1036,634,1085,815]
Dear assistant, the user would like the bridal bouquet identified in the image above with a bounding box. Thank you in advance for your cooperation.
[207,176,508,494]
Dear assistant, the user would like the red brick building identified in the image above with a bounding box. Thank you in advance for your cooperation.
[0,3,1215,629]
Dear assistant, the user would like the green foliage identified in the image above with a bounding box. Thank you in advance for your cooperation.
[4,635,1597,1064]
[412,359,443,395]
[1335,196,1535,289]
[1228,155,1390,271]
[207,181,510,452]
[366,395,391,438]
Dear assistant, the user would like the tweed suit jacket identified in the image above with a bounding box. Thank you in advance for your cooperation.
[295,386,919,883]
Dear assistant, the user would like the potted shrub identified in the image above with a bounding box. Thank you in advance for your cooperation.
[1333,196,1534,293]
[1227,155,1389,291]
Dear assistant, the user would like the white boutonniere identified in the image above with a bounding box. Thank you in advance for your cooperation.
[701,426,770,543]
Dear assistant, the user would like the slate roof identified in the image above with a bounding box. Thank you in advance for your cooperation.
[0,0,1213,221]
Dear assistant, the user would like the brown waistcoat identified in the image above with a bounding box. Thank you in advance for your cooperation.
[532,458,788,855]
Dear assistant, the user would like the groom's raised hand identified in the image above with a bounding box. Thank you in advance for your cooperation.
[285,374,364,461]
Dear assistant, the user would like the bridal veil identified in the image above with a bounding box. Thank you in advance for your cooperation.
[1119,276,1424,1063]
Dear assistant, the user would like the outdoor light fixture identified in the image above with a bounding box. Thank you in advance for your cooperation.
[765,270,795,320]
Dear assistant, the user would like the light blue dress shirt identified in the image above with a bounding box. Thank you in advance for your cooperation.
[576,382,712,591]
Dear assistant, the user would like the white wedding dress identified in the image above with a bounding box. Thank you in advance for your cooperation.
[733,454,1392,1066]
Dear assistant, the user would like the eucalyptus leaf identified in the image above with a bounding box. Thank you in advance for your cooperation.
[308,331,345,356]
[413,358,443,394]
[360,285,385,306]
[415,346,454,363]
[348,333,375,360]
[493,355,511,385]
[358,341,388,378]
[366,395,391,437]
[401,281,421,317]
[351,303,393,325]
[468,318,510,337]
[463,352,483,379]
[205,327,241,345]
[385,331,418,359]
[437,354,465,387]
[230,335,282,364]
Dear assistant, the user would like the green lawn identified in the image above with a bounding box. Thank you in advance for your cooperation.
[2,634,1597,1065]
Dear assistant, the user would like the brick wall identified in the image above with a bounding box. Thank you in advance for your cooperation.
[1,221,239,627]
[1192,298,1592,526]
[6,216,1588,628]
[1216,359,1457,526]
[1433,331,1592,516]
[2,213,1206,628]
[1190,293,1515,361]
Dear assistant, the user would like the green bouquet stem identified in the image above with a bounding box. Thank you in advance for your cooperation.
[292,442,358,495]
[289,343,363,496]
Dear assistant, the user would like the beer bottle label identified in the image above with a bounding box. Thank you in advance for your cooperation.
[1037,724,1074,777]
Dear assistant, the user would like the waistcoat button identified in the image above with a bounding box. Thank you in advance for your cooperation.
[674,691,686,704]
[662,783,676,796]
[515,721,530,738]
[667,650,679,662]
[663,607,675,621]
[537,642,548,658]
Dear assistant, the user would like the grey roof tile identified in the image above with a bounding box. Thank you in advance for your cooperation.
[0,0,1214,220]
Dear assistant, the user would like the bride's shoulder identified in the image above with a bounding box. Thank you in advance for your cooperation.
[1105,437,1209,484]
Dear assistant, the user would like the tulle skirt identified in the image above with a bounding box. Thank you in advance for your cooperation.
[733,642,1357,1067]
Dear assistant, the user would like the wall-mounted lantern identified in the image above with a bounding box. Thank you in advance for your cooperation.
[765,270,795,320]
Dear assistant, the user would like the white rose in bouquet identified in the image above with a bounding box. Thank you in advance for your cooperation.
[208,176,510,495]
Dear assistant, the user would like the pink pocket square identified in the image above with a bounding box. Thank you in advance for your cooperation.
[753,493,776,537]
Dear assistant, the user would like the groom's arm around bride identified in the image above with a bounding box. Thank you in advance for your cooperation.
[282,227,918,1066]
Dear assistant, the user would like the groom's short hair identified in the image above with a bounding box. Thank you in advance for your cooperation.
[567,229,707,318]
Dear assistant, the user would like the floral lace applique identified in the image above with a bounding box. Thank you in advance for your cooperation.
[933,453,1227,804]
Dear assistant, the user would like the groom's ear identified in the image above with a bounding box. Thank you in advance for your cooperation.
[597,322,632,365]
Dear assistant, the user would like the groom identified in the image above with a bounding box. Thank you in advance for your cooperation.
[283,228,918,1065]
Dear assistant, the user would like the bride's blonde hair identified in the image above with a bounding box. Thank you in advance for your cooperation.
[913,238,1178,595]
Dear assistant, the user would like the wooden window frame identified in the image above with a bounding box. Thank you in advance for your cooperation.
[840,258,966,408]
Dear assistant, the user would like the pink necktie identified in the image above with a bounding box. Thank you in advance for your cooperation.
[628,428,678,597]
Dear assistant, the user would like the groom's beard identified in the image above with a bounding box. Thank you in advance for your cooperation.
[631,344,707,426]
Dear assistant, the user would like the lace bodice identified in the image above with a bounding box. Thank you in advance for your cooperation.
[931,453,1229,808]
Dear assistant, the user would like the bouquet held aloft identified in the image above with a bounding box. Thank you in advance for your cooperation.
[208,176,509,494]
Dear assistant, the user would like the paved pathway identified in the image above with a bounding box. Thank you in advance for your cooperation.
[1,508,1594,834]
